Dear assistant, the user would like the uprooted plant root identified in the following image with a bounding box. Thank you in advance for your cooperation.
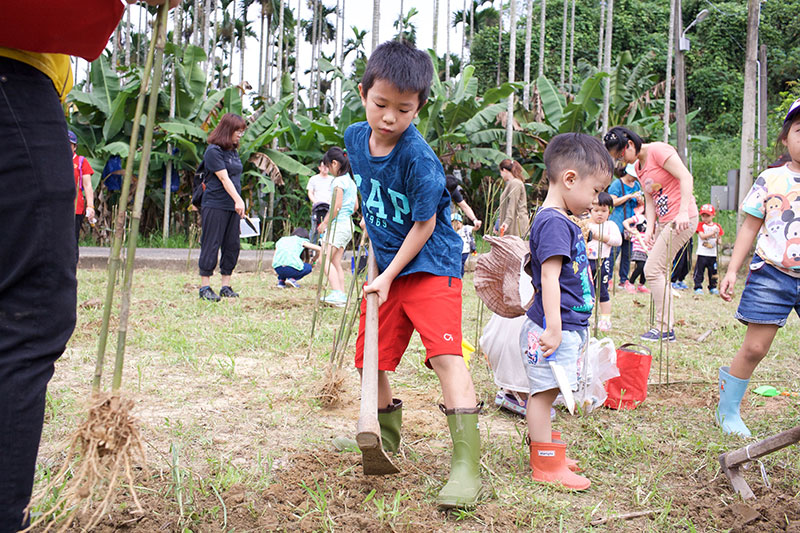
[24,393,146,532]
[316,367,347,408]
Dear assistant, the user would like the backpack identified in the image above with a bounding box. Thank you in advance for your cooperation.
[191,161,208,209]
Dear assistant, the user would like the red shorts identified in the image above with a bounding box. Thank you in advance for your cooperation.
[355,273,463,371]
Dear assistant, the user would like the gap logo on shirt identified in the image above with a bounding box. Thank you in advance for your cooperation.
[353,172,412,229]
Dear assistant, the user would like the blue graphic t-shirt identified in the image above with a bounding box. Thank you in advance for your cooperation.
[344,121,462,278]
[607,177,642,234]
[527,208,594,330]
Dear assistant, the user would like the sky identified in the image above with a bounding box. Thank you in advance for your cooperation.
[80,0,481,109]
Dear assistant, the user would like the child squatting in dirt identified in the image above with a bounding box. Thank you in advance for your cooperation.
[521,133,614,490]
[342,40,483,508]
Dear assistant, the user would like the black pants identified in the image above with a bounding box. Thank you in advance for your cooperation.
[693,255,718,290]
[199,206,240,277]
[671,239,693,283]
[589,258,611,303]
[630,260,646,285]
[75,214,84,261]
[0,58,77,531]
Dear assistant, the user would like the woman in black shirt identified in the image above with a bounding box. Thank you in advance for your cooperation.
[198,113,246,301]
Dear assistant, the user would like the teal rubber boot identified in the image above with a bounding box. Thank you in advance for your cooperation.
[377,399,402,453]
[436,406,484,509]
[716,366,752,437]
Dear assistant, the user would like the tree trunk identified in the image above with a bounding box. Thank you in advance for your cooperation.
[202,0,210,74]
[675,0,688,165]
[192,0,198,46]
[112,23,120,71]
[523,0,533,110]
[758,44,768,170]
[601,0,614,132]
[738,0,760,226]
[461,0,467,74]
[663,0,676,142]
[277,0,285,99]
[335,0,342,112]
[597,0,605,70]
[258,7,265,96]
[293,0,301,118]
[210,1,218,87]
[445,0,451,85]
[372,0,380,52]
[568,0,575,87]
[240,3,247,86]
[125,5,132,66]
[469,0,474,56]
[265,16,273,100]
[538,0,546,78]
[560,0,568,88]
[433,0,439,51]
[230,1,236,85]
[506,0,517,156]
[311,0,319,108]
[496,0,502,86]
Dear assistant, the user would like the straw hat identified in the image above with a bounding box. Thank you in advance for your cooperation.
[474,235,534,318]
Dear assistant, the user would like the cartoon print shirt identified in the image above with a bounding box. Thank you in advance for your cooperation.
[457,225,475,254]
[625,214,649,255]
[586,222,622,259]
[344,122,462,278]
[695,221,723,257]
[635,142,698,223]
[527,207,594,331]
[741,164,800,276]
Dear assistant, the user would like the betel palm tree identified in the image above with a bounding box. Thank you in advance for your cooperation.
[393,7,419,46]
[371,0,379,52]
[452,0,497,48]
[506,0,517,156]
[343,25,368,70]
[433,0,439,50]
[238,0,258,85]
[523,0,533,109]
[560,0,568,88]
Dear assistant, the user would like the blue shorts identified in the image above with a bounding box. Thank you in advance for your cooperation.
[735,255,800,327]
[518,318,588,395]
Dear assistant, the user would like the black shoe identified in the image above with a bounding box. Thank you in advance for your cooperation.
[220,285,239,298]
[199,285,220,302]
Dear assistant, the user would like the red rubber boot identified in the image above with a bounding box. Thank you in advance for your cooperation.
[551,431,581,472]
[529,441,590,490]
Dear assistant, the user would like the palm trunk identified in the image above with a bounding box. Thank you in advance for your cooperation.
[202,0,210,74]
[372,0,380,52]
[433,0,439,50]
[538,0,546,78]
[230,1,236,84]
[258,7,265,96]
[445,0,451,85]
[663,0,676,142]
[506,0,517,156]
[560,0,568,88]
[240,4,247,86]
[209,1,218,87]
[496,0,502,86]
[568,0,575,88]
[277,0,285,98]
[597,0,605,70]
[112,23,120,72]
[461,0,467,74]
[265,16,273,99]
[469,0,474,59]
[192,0,199,46]
[334,0,342,112]
[311,0,319,108]
[601,0,614,132]
[126,5,132,66]
[523,0,533,110]
[293,0,301,118]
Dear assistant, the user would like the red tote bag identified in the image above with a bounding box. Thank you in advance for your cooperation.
[604,344,652,410]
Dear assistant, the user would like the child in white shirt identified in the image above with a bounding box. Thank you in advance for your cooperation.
[451,213,475,276]
[586,192,622,331]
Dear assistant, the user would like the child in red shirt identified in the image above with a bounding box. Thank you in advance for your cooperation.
[693,204,723,295]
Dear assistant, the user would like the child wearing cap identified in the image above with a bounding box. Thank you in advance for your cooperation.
[521,133,614,490]
[693,204,723,295]
[451,213,475,276]
[716,98,800,437]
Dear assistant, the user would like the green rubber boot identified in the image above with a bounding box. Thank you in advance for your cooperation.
[436,405,484,509]
[333,399,402,453]
[377,399,403,453]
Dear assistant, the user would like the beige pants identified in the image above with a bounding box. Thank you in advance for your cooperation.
[644,216,698,330]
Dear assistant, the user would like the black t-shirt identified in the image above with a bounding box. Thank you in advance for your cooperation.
[202,144,243,210]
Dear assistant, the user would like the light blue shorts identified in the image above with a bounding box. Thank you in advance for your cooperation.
[735,254,800,327]
[518,318,588,396]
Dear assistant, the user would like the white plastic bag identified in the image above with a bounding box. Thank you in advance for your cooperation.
[480,313,529,393]
[554,336,620,413]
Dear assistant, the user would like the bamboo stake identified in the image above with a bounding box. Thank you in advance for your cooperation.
[93,8,160,392]
[331,229,366,368]
[307,203,340,359]
[112,4,170,393]
[592,222,604,338]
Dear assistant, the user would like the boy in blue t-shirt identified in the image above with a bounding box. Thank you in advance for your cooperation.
[344,40,481,509]
[521,133,614,490]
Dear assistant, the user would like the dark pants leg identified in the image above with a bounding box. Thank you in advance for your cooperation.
[74,214,84,261]
[671,240,693,283]
[618,239,631,283]
[0,58,77,532]
[693,255,716,290]
[274,264,313,281]
[199,207,240,277]
[630,260,646,285]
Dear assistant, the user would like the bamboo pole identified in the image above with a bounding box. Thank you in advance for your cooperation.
[93,10,160,392]
[112,3,170,393]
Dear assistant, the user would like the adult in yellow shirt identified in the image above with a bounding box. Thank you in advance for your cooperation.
[0,1,177,529]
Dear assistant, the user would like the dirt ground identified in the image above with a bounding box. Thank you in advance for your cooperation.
[29,269,800,532]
